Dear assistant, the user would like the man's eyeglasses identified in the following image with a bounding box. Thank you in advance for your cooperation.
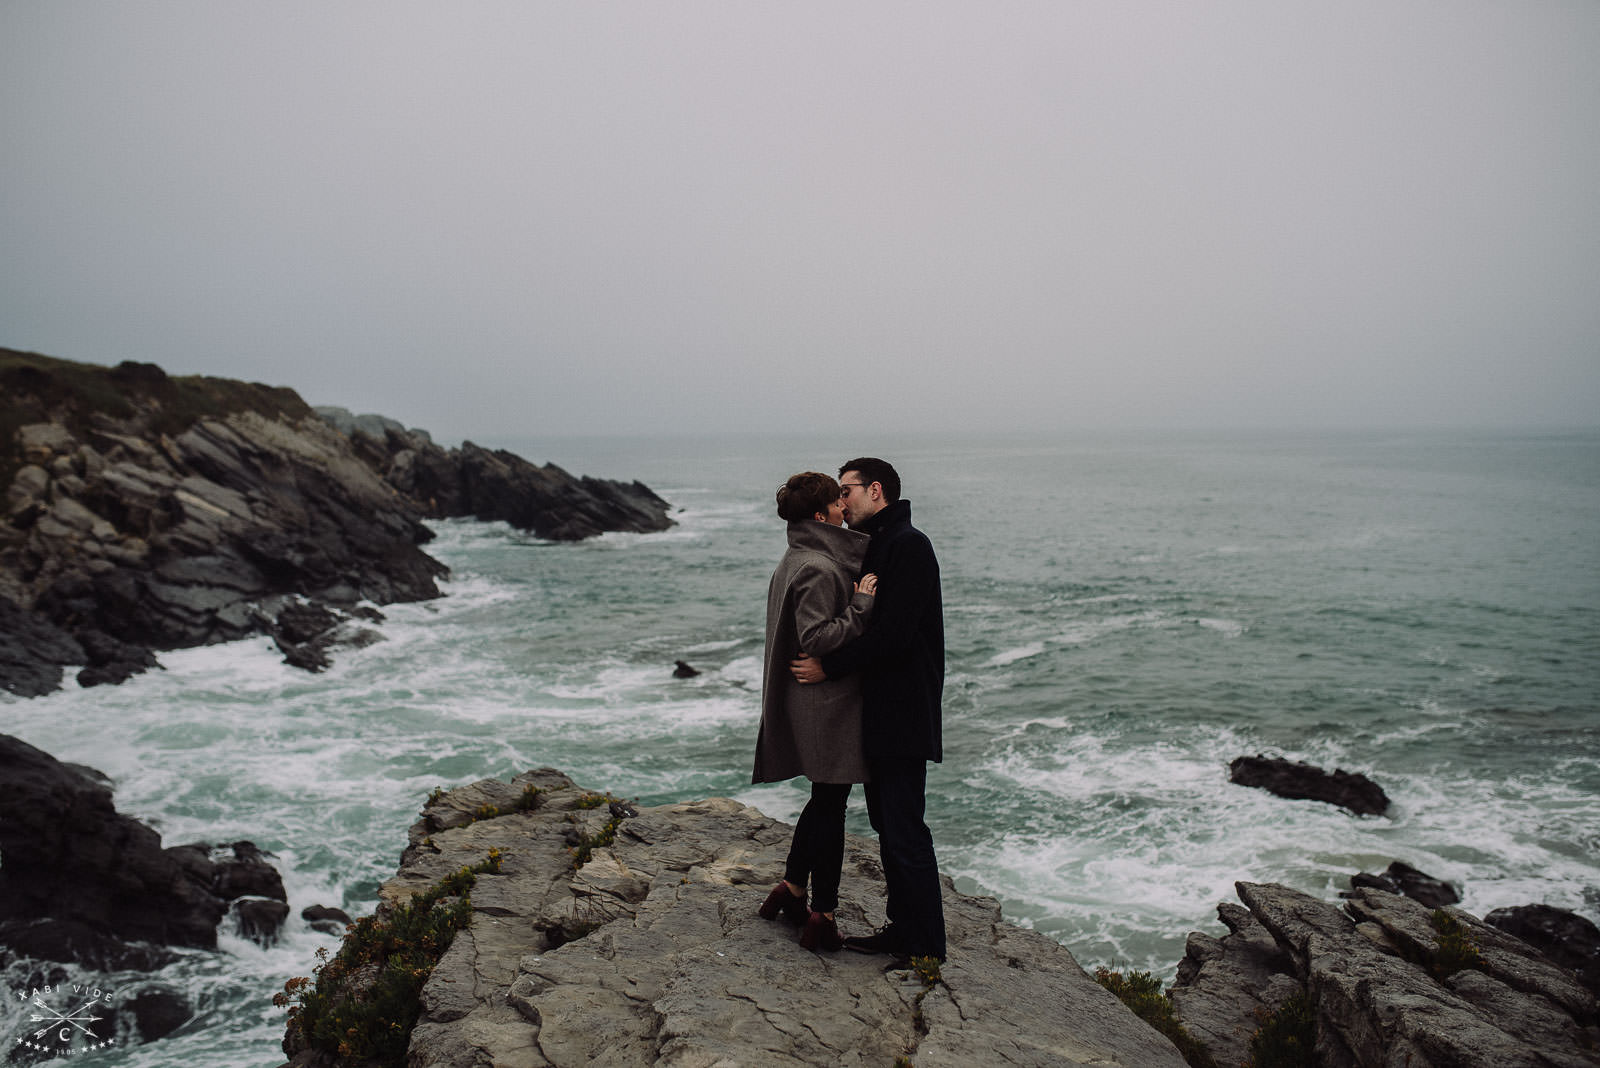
[839,482,869,495]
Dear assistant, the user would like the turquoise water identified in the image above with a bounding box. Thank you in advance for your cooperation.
[4,429,1597,1065]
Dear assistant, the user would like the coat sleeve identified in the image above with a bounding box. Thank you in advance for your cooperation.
[818,531,938,680]
[792,560,875,657]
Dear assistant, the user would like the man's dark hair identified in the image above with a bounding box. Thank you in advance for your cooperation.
[776,471,841,522]
[839,457,900,503]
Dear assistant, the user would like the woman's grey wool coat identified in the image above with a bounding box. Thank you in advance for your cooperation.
[752,519,874,785]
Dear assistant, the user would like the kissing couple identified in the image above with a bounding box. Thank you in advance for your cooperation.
[751,457,947,964]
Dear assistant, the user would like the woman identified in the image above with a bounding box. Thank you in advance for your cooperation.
[753,471,877,951]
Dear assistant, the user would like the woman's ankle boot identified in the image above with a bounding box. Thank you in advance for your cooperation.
[799,911,843,951]
[758,882,808,925]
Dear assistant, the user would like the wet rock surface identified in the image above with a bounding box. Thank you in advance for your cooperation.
[282,771,1190,1067]
[1346,859,1462,908]
[1228,753,1392,815]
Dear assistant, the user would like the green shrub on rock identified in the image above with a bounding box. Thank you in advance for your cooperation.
[1430,909,1485,978]
[1246,990,1317,1068]
[1093,968,1218,1068]
[276,850,502,1066]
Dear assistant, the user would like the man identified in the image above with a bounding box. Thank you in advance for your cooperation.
[791,457,946,962]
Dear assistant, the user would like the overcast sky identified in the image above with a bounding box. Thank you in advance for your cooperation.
[3,3,1597,443]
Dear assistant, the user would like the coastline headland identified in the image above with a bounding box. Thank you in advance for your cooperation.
[3,741,1596,1064]
[0,347,674,697]
[273,771,1599,1068]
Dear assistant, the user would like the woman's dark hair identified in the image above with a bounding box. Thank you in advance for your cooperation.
[776,471,840,522]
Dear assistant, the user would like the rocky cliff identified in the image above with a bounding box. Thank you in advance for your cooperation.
[1170,882,1600,1067]
[276,770,1600,1068]
[316,406,674,543]
[0,348,673,697]
[279,771,1192,1068]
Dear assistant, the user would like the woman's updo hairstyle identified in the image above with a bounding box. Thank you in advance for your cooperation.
[776,471,840,522]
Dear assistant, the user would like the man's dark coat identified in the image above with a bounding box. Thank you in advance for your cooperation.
[818,499,944,764]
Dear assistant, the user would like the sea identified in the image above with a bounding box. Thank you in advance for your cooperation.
[3,428,1598,1066]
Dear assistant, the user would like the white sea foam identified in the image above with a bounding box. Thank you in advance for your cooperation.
[984,642,1046,667]
[1055,610,1165,646]
[718,655,763,690]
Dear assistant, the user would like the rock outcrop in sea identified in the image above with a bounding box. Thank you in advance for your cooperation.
[1228,753,1392,816]
[278,771,1192,1067]
[0,348,674,697]
[0,732,291,969]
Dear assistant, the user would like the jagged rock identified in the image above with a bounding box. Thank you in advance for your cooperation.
[1346,860,1461,908]
[16,422,78,463]
[0,918,182,972]
[212,840,289,901]
[315,406,674,541]
[74,627,161,688]
[312,407,413,442]
[234,899,293,947]
[283,771,1190,1068]
[1343,888,1596,1025]
[0,733,224,956]
[1169,902,1302,1068]
[1172,880,1600,1068]
[2,354,672,695]
[454,443,673,541]
[301,905,353,936]
[0,593,84,697]
[2,351,449,693]
[5,463,49,522]
[1228,754,1391,815]
[271,601,343,645]
[0,734,289,967]
[1487,905,1600,997]
[127,985,193,1041]
[263,600,385,673]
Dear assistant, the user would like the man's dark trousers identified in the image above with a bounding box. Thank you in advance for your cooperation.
[864,755,946,961]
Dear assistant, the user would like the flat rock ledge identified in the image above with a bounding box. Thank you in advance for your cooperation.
[283,771,1188,1068]
[1170,881,1600,1068]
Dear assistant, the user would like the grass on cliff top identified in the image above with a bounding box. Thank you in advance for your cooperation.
[1093,968,1219,1068]
[1,347,311,481]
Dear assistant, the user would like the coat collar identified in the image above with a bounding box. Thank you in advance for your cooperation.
[850,498,911,538]
[786,519,870,572]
